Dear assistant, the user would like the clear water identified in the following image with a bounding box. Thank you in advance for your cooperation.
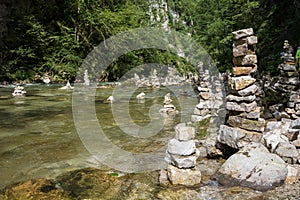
[0,84,197,189]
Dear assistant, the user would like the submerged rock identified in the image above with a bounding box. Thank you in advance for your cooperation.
[215,142,288,191]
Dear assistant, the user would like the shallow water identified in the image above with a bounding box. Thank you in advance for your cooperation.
[0,84,197,189]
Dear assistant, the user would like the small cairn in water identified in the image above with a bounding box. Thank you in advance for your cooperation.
[217,28,265,149]
[160,123,201,186]
[12,85,26,97]
[159,93,177,113]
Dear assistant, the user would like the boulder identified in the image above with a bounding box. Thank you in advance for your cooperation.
[229,76,256,91]
[215,142,287,191]
[274,142,298,164]
[232,28,254,40]
[167,138,196,156]
[217,125,262,149]
[167,164,201,186]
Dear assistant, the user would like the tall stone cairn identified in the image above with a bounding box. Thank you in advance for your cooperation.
[274,40,299,93]
[217,28,265,149]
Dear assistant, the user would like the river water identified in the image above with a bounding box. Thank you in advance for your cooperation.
[0,84,197,190]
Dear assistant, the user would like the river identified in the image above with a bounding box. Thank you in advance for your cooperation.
[0,84,197,190]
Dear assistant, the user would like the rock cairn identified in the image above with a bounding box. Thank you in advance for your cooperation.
[161,123,201,186]
[217,28,265,149]
[159,93,177,113]
[274,40,299,92]
[191,69,225,157]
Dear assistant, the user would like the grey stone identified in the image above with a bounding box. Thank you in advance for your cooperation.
[263,131,289,152]
[175,124,195,141]
[227,116,265,132]
[233,54,257,66]
[229,76,256,91]
[245,111,261,119]
[274,142,298,164]
[234,84,258,96]
[167,138,196,156]
[167,164,201,186]
[246,35,258,45]
[290,119,300,129]
[226,101,257,112]
[216,142,287,191]
[232,28,254,40]
[191,114,211,123]
[168,149,200,168]
[217,125,262,149]
[226,94,256,102]
[233,44,248,57]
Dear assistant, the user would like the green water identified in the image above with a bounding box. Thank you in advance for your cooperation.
[0,84,197,189]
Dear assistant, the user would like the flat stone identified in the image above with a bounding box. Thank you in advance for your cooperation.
[167,149,200,168]
[233,44,248,57]
[233,84,258,96]
[232,28,254,40]
[175,124,195,141]
[229,76,256,91]
[226,94,256,102]
[232,65,257,76]
[216,142,287,191]
[196,100,223,110]
[290,119,300,129]
[191,114,211,123]
[226,101,257,112]
[167,164,201,186]
[227,116,265,132]
[199,92,210,100]
[217,125,262,149]
[167,138,196,156]
[246,35,258,45]
[281,64,296,71]
[233,55,257,66]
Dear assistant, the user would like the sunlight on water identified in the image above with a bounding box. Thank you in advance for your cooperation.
[0,84,197,189]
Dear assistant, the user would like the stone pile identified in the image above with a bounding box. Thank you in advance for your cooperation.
[274,40,299,92]
[191,69,224,124]
[217,28,265,149]
[262,119,299,164]
[161,123,201,186]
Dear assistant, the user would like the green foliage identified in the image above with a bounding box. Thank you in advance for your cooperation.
[1,0,299,82]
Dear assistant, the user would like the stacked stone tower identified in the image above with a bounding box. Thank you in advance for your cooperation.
[275,40,299,92]
[161,123,201,186]
[217,28,265,149]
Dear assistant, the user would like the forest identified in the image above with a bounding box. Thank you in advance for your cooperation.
[0,0,299,83]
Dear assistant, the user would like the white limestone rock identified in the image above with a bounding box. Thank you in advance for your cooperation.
[229,76,256,91]
[232,28,254,40]
[175,124,195,141]
[167,164,201,186]
[216,142,287,191]
[167,138,196,156]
